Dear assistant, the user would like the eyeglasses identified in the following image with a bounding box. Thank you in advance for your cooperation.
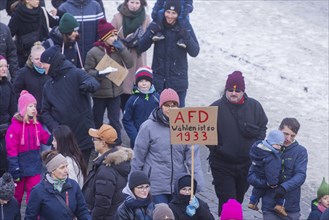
[0,64,9,68]
[135,185,150,191]
[227,89,242,93]
[163,103,178,108]
[180,187,192,192]
[92,137,102,142]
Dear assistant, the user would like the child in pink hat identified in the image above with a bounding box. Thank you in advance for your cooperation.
[220,199,243,220]
[5,90,50,207]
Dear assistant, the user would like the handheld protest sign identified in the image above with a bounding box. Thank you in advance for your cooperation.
[169,106,218,198]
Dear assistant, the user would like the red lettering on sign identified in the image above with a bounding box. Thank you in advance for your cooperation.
[174,112,185,123]
[199,110,208,123]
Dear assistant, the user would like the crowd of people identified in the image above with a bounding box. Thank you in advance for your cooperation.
[0,0,328,220]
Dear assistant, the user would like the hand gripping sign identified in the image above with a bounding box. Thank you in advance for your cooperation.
[169,106,218,200]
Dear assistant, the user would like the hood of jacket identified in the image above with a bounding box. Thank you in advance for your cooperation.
[48,26,64,45]
[171,174,197,204]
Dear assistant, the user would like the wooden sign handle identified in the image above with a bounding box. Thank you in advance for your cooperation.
[190,144,195,200]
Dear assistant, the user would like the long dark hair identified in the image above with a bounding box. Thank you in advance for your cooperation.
[52,125,87,178]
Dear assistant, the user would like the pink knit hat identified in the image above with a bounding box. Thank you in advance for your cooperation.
[18,90,37,116]
[159,88,180,107]
[220,199,243,220]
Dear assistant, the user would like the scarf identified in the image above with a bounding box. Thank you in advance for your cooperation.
[124,195,153,220]
[118,4,146,37]
[46,173,67,192]
[132,85,156,100]
[33,64,45,74]
[93,41,116,55]
[153,107,169,127]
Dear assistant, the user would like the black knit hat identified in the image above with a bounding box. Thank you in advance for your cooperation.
[129,171,150,190]
[0,173,15,200]
[178,175,197,193]
[40,45,61,64]
[164,0,181,16]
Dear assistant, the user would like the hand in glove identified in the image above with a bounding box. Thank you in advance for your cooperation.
[149,21,162,34]
[179,28,190,41]
[274,186,286,199]
[79,82,90,94]
[185,196,199,217]
[97,66,118,77]
[112,40,125,52]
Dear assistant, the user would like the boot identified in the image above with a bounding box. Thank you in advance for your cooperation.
[248,203,259,211]
[176,38,187,48]
[152,32,165,41]
[274,205,288,217]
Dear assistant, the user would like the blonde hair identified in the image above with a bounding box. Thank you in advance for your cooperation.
[27,42,45,66]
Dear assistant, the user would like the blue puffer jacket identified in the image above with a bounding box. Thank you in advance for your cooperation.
[25,177,91,220]
[307,199,323,220]
[0,198,20,220]
[138,21,199,93]
[248,140,308,213]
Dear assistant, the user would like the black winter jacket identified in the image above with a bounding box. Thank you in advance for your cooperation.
[0,77,17,125]
[0,197,20,220]
[83,147,133,220]
[307,199,323,220]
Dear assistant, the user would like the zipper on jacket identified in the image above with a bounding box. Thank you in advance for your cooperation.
[1,204,4,220]
[170,144,174,194]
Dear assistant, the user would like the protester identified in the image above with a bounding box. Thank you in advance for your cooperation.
[208,70,268,216]
[52,125,87,188]
[220,199,243,220]
[51,0,105,15]
[84,18,133,145]
[153,203,175,220]
[248,130,287,216]
[40,45,100,165]
[138,0,199,107]
[115,170,155,219]
[307,177,329,220]
[25,150,91,220]
[122,66,159,148]
[5,90,51,207]
[168,175,214,220]
[248,117,308,220]
[83,124,133,219]
[0,172,20,220]
[131,88,204,204]
[111,0,151,110]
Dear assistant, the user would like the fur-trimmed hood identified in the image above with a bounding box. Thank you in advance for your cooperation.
[103,146,134,166]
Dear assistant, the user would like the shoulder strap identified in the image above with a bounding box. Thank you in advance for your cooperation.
[54,193,76,219]
[41,7,50,31]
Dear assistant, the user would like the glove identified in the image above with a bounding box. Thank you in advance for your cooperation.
[98,66,118,76]
[189,196,200,208]
[274,186,286,199]
[179,28,190,41]
[79,82,90,94]
[149,21,162,34]
[112,40,125,52]
[11,168,21,181]
[185,196,199,217]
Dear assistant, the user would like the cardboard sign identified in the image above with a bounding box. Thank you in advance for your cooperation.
[169,106,218,145]
[95,53,128,86]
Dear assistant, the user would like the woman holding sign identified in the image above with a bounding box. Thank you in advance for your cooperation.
[131,88,204,204]
[85,18,134,145]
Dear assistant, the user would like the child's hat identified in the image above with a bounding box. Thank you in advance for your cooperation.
[153,203,175,220]
[0,173,15,200]
[317,177,329,200]
[18,90,37,116]
[135,66,153,84]
[267,130,284,146]
[221,199,243,220]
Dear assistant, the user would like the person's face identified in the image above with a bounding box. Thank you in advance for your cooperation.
[26,103,37,117]
[41,63,50,74]
[137,79,151,92]
[127,0,141,11]
[133,184,150,199]
[225,88,244,103]
[179,186,192,196]
[105,35,118,46]
[164,10,178,25]
[67,30,79,42]
[280,126,297,147]
[26,0,40,9]
[52,163,68,180]
[161,101,178,117]
[0,59,9,79]
[92,137,106,153]
[319,195,329,208]
[31,50,44,68]
[52,136,57,149]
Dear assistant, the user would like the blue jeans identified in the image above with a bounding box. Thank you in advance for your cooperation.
[263,211,301,220]
[152,194,173,204]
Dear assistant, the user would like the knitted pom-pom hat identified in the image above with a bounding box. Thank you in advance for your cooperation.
[18,90,37,117]
[135,66,153,84]
[159,88,180,107]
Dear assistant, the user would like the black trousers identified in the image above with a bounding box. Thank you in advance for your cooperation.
[210,159,251,216]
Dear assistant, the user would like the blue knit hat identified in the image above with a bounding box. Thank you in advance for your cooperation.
[266,130,284,146]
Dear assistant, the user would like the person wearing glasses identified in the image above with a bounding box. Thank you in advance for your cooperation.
[83,124,133,220]
[247,130,287,217]
[131,88,204,204]
[114,170,154,219]
[208,71,268,216]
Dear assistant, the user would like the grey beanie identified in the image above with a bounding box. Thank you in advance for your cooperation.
[267,130,284,146]
[0,173,15,200]
[153,203,175,220]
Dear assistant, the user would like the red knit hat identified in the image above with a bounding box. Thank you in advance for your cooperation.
[159,88,180,107]
[220,199,243,220]
[225,71,245,92]
[97,18,117,41]
[18,90,37,116]
[135,66,153,84]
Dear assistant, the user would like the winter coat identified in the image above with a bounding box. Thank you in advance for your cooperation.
[131,108,204,196]
[13,62,51,123]
[0,197,20,220]
[5,115,50,179]
[168,175,214,220]
[122,88,159,148]
[43,26,82,68]
[8,2,60,66]
[307,199,324,220]
[114,185,155,220]
[248,141,308,213]
[208,94,268,165]
[0,22,19,81]
[66,156,84,188]
[249,140,282,186]
[25,177,91,220]
[138,20,199,93]
[58,0,104,63]
[111,10,151,94]
[82,147,133,220]
[84,45,134,98]
[51,0,105,14]
[41,52,99,150]
[0,77,17,125]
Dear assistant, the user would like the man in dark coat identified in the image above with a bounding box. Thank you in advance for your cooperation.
[40,45,100,165]
[208,71,268,216]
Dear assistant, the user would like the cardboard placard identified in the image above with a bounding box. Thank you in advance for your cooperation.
[95,53,128,86]
[169,106,218,145]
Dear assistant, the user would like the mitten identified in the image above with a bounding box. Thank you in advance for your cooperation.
[112,40,125,52]
[190,196,200,208]
[149,22,162,34]
[274,186,286,199]
[79,82,90,93]
[11,168,21,181]
[178,28,190,41]
[186,205,196,217]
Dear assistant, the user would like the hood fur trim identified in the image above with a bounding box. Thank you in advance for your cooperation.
[103,146,133,166]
